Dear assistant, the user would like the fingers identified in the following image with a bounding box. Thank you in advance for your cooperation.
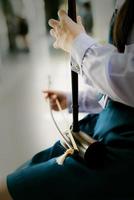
[49,95,56,105]
[48,19,59,28]
[50,29,60,49]
[49,102,59,111]
[58,9,81,25]
[49,19,60,39]
[58,9,75,28]
[43,90,67,111]
[48,10,70,33]
[50,29,56,38]
[43,91,57,100]
[48,9,84,52]
[77,16,83,25]
[58,9,67,21]
[43,91,59,111]
[51,94,57,100]
[43,90,54,95]
[53,41,59,49]
[49,95,58,109]
[49,18,63,47]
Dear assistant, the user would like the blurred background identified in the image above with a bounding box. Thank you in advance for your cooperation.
[0,0,115,176]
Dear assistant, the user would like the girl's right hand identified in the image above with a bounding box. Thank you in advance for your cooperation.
[43,90,68,111]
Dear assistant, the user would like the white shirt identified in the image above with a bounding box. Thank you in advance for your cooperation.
[68,0,134,113]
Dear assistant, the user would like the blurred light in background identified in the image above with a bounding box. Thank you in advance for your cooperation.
[0,0,115,176]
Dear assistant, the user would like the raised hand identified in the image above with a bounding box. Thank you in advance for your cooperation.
[48,9,85,53]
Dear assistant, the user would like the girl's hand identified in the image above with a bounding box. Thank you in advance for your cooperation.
[48,9,85,53]
[43,90,68,111]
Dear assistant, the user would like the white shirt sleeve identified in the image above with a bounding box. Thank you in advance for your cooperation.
[66,86,103,114]
[71,33,134,107]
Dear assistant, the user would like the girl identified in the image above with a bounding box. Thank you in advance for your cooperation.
[0,0,134,199]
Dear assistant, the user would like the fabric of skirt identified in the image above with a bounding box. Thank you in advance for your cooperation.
[7,100,134,199]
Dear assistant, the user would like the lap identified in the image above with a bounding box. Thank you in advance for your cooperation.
[6,141,134,200]
[6,108,134,199]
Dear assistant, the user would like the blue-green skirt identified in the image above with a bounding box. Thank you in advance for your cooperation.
[7,100,134,199]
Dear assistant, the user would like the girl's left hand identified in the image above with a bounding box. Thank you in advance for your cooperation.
[48,9,85,53]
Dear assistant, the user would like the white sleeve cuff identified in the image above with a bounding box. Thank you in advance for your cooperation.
[71,32,97,71]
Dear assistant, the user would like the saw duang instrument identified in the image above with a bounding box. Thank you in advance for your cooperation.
[49,0,106,168]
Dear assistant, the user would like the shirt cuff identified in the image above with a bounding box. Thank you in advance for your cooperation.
[71,32,97,74]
